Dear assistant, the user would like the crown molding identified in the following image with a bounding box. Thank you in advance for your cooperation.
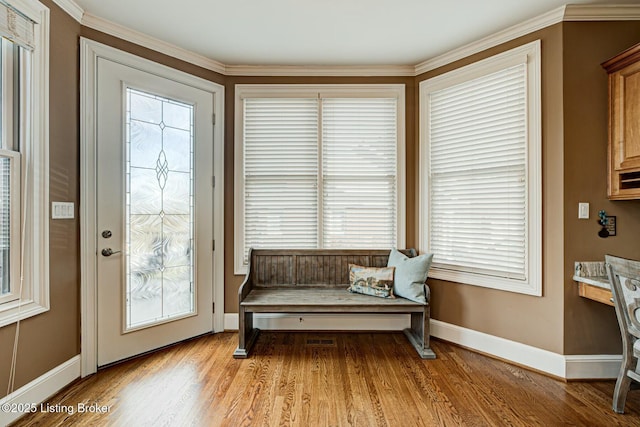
[414,6,566,75]
[415,4,640,75]
[80,12,412,77]
[564,4,640,21]
[51,3,640,77]
[51,0,83,23]
[81,13,227,75]
[225,64,416,77]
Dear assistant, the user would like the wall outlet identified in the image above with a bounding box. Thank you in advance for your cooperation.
[578,202,589,219]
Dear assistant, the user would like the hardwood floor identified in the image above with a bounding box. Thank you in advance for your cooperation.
[10,332,640,426]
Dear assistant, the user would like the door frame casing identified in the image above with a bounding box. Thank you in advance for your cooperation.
[80,38,225,377]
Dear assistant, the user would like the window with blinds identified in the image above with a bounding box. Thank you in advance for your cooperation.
[0,0,50,325]
[235,85,405,272]
[0,2,32,302]
[420,41,541,296]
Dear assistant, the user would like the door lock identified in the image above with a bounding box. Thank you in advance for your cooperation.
[101,248,121,257]
[101,230,112,238]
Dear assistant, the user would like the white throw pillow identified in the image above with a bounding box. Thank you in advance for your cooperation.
[387,249,433,303]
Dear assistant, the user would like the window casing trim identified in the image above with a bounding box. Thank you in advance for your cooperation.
[419,40,542,296]
[234,84,406,275]
[0,0,49,327]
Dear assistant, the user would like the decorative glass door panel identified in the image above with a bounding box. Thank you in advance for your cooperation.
[125,88,195,331]
[96,55,215,367]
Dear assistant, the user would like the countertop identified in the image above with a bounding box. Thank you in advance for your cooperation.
[573,261,610,290]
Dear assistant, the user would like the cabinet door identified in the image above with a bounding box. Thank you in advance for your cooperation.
[612,61,640,171]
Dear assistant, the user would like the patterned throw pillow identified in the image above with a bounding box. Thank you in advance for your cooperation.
[348,264,396,298]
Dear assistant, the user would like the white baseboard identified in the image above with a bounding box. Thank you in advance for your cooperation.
[224,313,621,379]
[430,319,621,380]
[224,313,239,330]
[564,354,622,380]
[430,319,567,377]
[0,355,81,426]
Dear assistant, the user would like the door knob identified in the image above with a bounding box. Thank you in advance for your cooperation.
[101,248,121,257]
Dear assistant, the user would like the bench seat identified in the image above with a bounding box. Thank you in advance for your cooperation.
[242,288,427,312]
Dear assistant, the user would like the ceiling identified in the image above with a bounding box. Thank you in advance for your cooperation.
[73,0,638,66]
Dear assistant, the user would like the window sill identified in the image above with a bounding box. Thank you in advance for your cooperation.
[0,299,49,328]
[429,266,541,296]
[235,263,248,276]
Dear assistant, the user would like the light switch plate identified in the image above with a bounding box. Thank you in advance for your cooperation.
[52,202,74,219]
[578,202,589,219]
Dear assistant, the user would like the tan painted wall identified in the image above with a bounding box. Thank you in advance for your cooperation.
[416,24,566,353]
[0,0,81,397]
[562,21,640,355]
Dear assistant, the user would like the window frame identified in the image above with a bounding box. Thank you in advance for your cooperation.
[0,0,49,327]
[234,84,406,275]
[419,40,542,296]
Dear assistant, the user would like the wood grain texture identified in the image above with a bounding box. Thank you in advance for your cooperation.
[248,249,415,287]
[10,332,640,426]
[605,254,640,414]
[242,288,426,309]
[603,42,640,199]
[578,282,615,306]
[236,249,431,359]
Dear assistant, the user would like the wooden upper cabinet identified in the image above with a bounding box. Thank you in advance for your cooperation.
[603,43,640,200]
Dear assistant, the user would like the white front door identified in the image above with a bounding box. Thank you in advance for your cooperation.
[96,57,215,366]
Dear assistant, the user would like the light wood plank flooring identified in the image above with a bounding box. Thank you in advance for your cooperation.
[10,332,640,426]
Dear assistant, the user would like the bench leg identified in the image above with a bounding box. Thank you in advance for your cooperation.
[403,306,436,359]
[233,308,260,358]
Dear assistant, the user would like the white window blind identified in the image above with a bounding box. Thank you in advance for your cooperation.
[0,149,18,301]
[0,1,35,51]
[322,98,397,248]
[244,98,319,255]
[240,90,402,266]
[428,64,528,280]
[0,152,11,296]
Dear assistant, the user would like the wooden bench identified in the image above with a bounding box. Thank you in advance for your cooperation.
[233,248,435,359]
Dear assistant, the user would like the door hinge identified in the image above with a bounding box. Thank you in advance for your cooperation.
[212,176,215,187]
[212,302,215,313]
[212,240,215,251]
[212,113,216,125]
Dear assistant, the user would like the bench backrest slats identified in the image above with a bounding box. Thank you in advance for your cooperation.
[249,249,416,288]
[253,254,294,285]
